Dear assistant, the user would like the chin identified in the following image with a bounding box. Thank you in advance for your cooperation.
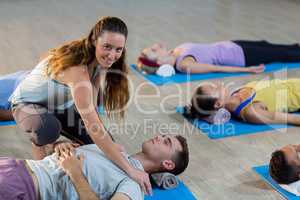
[141,141,153,153]
[99,63,111,69]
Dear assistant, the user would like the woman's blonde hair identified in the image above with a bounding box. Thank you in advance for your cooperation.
[47,16,129,118]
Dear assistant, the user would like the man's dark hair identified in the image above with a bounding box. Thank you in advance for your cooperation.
[169,135,189,176]
[269,150,300,184]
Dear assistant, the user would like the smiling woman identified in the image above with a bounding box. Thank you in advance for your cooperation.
[9,16,153,195]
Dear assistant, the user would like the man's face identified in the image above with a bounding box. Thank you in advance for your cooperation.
[142,134,182,164]
[281,144,300,169]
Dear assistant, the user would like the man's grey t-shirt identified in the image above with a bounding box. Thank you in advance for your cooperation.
[27,144,144,200]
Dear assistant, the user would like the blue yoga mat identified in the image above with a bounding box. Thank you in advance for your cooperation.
[253,165,298,200]
[176,106,291,139]
[0,120,16,126]
[145,181,197,200]
[0,70,30,110]
[131,63,300,85]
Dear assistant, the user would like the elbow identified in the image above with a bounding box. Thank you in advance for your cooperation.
[176,63,189,73]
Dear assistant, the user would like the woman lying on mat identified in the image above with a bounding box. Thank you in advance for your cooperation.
[138,40,300,75]
[0,71,30,121]
[183,78,300,125]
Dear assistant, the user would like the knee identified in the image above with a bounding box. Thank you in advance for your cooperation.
[15,111,62,146]
[30,114,62,146]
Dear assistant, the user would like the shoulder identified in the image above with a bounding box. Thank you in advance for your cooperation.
[180,56,197,66]
[56,65,90,84]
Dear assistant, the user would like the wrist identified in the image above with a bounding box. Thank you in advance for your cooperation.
[126,166,135,176]
[69,170,84,181]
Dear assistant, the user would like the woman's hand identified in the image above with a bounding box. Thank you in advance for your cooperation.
[247,64,265,74]
[128,168,152,195]
[58,151,85,178]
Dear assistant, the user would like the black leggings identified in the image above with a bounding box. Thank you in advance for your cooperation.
[12,104,112,146]
[232,40,300,66]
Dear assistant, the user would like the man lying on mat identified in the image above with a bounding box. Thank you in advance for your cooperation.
[0,134,189,200]
[269,144,300,184]
[138,40,300,75]
[183,78,300,125]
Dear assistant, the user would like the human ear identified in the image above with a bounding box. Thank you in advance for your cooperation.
[214,100,222,109]
[162,160,175,171]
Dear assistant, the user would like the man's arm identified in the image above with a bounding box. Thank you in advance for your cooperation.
[58,152,100,200]
[58,151,131,200]
[111,193,131,200]
[242,104,300,125]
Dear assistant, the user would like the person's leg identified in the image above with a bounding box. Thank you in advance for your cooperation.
[0,158,37,200]
[55,105,114,145]
[234,40,300,49]
[0,109,13,121]
[233,40,300,66]
[12,104,62,159]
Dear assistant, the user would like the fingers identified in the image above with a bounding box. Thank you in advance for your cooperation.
[55,143,76,157]
[144,176,153,196]
[140,183,147,195]
[138,172,152,195]
[72,143,80,148]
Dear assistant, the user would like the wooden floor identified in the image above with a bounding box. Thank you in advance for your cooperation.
[1,0,300,199]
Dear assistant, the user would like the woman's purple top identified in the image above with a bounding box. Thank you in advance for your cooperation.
[175,41,245,69]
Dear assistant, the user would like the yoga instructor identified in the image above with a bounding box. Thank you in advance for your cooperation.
[10,16,152,194]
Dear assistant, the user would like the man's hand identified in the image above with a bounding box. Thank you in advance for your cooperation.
[58,152,100,200]
[54,142,80,157]
[58,151,85,179]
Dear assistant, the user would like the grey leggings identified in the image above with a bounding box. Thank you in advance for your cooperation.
[12,104,94,146]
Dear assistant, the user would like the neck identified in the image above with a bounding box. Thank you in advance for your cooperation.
[225,95,241,111]
[132,152,161,174]
[88,58,99,69]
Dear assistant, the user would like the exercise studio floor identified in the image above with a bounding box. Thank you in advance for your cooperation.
[1,0,300,199]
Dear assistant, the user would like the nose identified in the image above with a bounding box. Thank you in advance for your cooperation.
[108,51,115,60]
[154,134,162,142]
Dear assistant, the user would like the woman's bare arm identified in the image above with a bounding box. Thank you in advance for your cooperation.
[178,57,264,74]
[242,104,300,125]
[61,66,152,195]
[64,66,131,168]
